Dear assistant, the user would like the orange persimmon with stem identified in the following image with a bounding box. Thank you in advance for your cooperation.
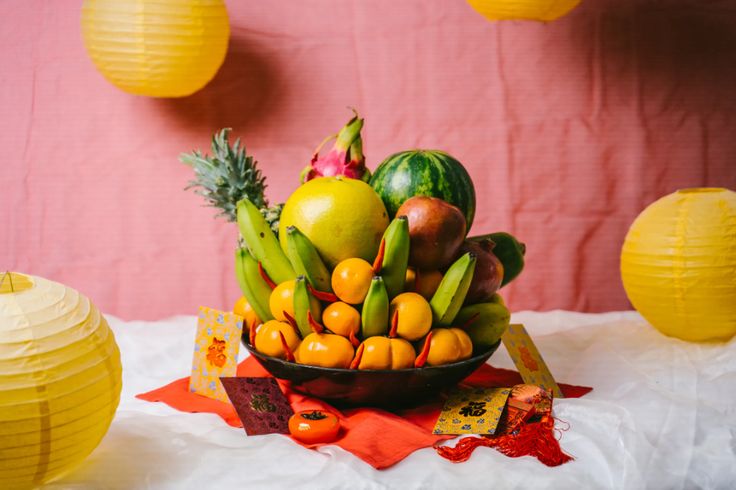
[289,409,340,444]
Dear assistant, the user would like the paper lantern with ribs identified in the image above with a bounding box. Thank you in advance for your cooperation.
[621,188,736,342]
[81,0,230,97]
[0,273,122,488]
[467,0,581,22]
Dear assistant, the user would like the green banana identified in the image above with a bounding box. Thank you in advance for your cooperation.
[237,198,296,285]
[454,297,510,350]
[430,252,477,326]
[284,226,332,293]
[234,247,274,323]
[292,275,321,338]
[468,232,525,287]
[379,216,410,299]
[361,276,389,338]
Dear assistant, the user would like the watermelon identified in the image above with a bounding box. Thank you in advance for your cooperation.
[369,150,476,229]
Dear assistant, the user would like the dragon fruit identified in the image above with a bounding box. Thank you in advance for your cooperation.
[300,110,371,183]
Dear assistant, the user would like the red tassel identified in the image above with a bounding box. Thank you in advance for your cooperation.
[435,416,573,467]
[435,437,491,463]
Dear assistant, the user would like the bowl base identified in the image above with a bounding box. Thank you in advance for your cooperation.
[244,339,500,409]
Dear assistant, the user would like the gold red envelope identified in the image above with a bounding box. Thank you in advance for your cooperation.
[189,307,244,402]
[433,387,511,435]
[502,323,563,398]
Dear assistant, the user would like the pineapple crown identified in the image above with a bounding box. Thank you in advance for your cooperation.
[180,128,268,222]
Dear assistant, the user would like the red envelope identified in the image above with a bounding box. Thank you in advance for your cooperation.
[220,377,293,435]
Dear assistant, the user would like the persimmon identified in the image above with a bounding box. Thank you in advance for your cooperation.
[289,410,340,444]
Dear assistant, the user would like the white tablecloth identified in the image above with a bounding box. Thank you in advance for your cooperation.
[44,311,735,490]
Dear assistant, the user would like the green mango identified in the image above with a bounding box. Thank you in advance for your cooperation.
[469,232,525,287]
[455,299,510,350]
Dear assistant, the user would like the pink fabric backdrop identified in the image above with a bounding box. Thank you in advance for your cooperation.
[2,0,735,320]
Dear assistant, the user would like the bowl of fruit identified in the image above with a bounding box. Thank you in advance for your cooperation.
[244,339,502,408]
[184,113,525,408]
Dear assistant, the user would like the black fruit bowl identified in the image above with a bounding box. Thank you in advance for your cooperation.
[242,340,501,408]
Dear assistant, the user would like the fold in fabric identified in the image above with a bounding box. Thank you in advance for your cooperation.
[137,357,591,469]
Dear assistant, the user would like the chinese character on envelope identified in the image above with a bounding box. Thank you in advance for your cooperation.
[189,306,243,402]
[433,387,511,435]
[502,323,563,398]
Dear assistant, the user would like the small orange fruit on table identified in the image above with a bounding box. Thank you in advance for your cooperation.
[289,410,340,444]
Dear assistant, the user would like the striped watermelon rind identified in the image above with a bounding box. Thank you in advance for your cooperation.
[369,150,476,229]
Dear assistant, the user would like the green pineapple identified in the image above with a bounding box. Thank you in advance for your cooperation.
[180,128,282,235]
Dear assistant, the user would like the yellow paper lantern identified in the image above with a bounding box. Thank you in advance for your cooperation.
[621,188,736,342]
[81,0,230,97]
[0,273,122,489]
[467,0,581,22]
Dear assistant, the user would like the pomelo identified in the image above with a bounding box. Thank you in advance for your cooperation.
[279,177,389,269]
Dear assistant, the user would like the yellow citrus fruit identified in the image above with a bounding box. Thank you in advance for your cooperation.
[279,176,389,269]
[270,280,296,321]
[389,292,432,341]
[323,301,360,337]
[255,320,301,359]
[269,280,322,323]
[233,296,260,331]
[332,258,374,304]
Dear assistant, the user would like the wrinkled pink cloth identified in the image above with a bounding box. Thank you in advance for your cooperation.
[2,0,735,319]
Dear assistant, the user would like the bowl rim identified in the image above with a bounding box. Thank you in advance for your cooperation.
[243,340,500,374]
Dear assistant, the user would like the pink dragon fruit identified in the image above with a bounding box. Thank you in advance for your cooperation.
[300,110,371,183]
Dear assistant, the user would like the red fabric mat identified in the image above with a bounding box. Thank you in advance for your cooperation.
[137,357,591,469]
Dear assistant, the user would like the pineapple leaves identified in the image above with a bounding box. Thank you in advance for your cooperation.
[180,128,268,223]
